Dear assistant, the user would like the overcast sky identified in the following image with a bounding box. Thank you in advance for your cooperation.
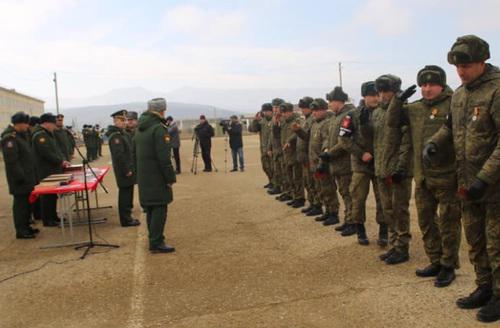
[1,0,499,108]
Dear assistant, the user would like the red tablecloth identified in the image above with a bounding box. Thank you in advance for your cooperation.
[29,167,110,203]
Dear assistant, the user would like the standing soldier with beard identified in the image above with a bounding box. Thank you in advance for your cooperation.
[267,98,286,196]
[281,102,305,208]
[249,103,274,189]
[339,82,387,246]
[292,97,322,216]
[321,87,355,236]
[386,65,461,288]
[427,35,500,322]
[373,74,413,265]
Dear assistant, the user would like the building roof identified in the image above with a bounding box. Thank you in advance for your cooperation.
[0,85,45,104]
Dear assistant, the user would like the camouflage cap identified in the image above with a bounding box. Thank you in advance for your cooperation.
[417,65,446,87]
[310,98,328,110]
[361,81,377,97]
[126,111,138,120]
[279,102,294,113]
[261,103,273,112]
[326,86,348,102]
[375,74,402,93]
[298,96,314,109]
[147,98,167,112]
[11,111,30,124]
[447,35,490,65]
[271,98,285,106]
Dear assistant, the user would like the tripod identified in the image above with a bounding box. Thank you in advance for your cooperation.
[191,134,200,175]
[223,131,228,174]
[74,146,119,259]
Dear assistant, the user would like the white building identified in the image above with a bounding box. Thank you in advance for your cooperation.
[0,86,44,128]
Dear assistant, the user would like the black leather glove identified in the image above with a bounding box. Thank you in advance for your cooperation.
[467,178,488,201]
[359,107,370,125]
[396,85,417,102]
[422,143,437,168]
[391,169,405,184]
[318,152,331,163]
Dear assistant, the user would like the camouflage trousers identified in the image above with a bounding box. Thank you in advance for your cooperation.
[332,174,353,224]
[284,162,304,200]
[377,177,412,254]
[302,162,320,206]
[261,154,273,184]
[462,202,500,296]
[271,153,284,190]
[350,171,384,225]
[281,157,292,196]
[415,181,462,269]
[315,172,339,214]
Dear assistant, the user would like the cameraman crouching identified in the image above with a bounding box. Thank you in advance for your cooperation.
[225,115,244,172]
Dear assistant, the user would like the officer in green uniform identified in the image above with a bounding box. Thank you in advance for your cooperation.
[126,111,139,138]
[91,125,100,160]
[249,103,274,188]
[268,98,286,197]
[106,110,140,227]
[96,124,103,157]
[82,125,92,161]
[135,98,176,253]
[339,82,387,246]
[386,66,461,287]
[321,87,355,236]
[54,114,71,161]
[28,116,42,222]
[32,113,71,227]
[309,98,339,222]
[292,97,322,215]
[427,35,500,322]
[373,75,413,265]
[65,126,76,158]
[1,112,39,238]
[281,102,305,207]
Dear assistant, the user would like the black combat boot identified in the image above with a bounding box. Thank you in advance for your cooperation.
[292,199,305,208]
[263,182,273,189]
[356,224,369,245]
[301,205,314,214]
[477,296,500,323]
[277,194,293,202]
[315,212,330,222]
[150,244,176,254]
[267,187,281,195]
[341,224,357,237]
[323,213,339,226]
[456,285,493,309]
[384,250,409,265]
[307,206,323,217]
[286,199,295,206]
[334,223,347,232]
[379,248,395,261]
[415,263,441,277]
[435,266,456,288]
[377,223,388,247]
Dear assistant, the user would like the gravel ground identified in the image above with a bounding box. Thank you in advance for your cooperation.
[0,134,489,327]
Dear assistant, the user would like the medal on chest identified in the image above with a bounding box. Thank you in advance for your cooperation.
[472,107,480,121]
[430,108,438,120]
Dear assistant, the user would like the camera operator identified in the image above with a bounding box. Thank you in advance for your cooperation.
[224,115,244,172]
[166,116,181,174]
[194,115,215,172]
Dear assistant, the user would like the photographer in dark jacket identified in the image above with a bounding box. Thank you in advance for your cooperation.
[194,115,215,172]
[166,116,181,174]
[225,115,244,172]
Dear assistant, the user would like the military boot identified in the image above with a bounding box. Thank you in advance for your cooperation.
[377,223,388,247]
[379,248,395,261]
[356,224,369,245]
[334,223,347,232]
[292,199,305,208]
[301,205,314,214]
[286,199,295,206]
[307,206,323,217]
[384,250,409,265]
[277,194,293,202]
[477,296,500,323]
[267,187,281,195]
[341,224,357,237]
[323,213,339,226]
[315,212,330,222]
[415,263,441,277]
[434,266,455,288]
[263,183,273,189]
[456,285,492,309]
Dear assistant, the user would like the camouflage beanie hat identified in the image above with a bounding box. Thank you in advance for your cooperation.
[417,65,446,87]
[271,98,285,106]
[298,97,314,109]
[148,98,167,112]
[447,35,490,65]
[326,86,348,102]
[375,74,402,93]
[310,98,328,110]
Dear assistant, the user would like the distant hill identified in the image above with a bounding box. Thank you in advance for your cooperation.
[60,101,242,128]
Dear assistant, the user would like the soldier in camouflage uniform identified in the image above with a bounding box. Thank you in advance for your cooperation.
[249,103,274,188]
[373,75,413,265]
[427,35,500,322]
[321,87,355,236]
[267,98,286,196]
[292,97,322,216]
[339,82,387,246]
[309,98,338,222]
[281,103,305,207]
[386,65,461,288]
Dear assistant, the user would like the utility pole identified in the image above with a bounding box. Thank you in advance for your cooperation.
[53,72,60,115]
[338,62,343,88]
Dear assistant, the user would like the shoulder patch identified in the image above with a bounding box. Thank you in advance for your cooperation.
[114,138,121,144]
[6,140,14,148]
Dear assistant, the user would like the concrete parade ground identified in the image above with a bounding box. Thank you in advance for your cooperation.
[0,134,489,327]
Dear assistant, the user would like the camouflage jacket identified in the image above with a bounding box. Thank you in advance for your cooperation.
[281,113,301,165]
[430,64,500,202]
[308,116,330,171]
[323,104,355,176]
[269,115,283,156]
[249,116,273,155]
[294,114,314,164]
